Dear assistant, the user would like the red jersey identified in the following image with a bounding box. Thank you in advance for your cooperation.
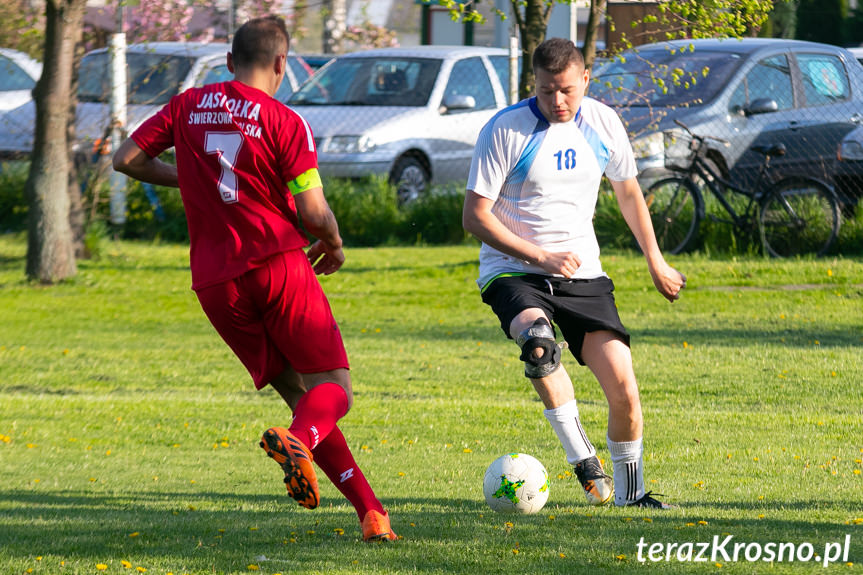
[131,80,316,290]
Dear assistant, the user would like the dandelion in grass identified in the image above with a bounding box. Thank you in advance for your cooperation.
[463,448,472,453]
[616,554,626,561]
[96,564,108,571]
[247,565,259,571]
[135,568,146,573]
[643,518,652,523]
[334,528,344,536]
[686,522,695,527]
[559,553,566,558]
[128,532,139,537]
[715,562,723,568]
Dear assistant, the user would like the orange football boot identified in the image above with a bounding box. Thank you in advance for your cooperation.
[361,510,398,542]
[260,427,320,509]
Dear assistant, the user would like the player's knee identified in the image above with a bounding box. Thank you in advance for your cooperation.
[607,386,641,418]
[516,318,562,378]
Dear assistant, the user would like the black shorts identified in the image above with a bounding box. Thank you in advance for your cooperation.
[480,274,630,365]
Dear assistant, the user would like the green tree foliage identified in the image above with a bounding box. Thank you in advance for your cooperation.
[0,0,44,59]
[443,0,777,100]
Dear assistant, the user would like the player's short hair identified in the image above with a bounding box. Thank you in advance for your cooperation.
[231,15,290,70]
[533,37,584,75]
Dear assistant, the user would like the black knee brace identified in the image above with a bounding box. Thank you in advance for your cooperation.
[516,318,562,378]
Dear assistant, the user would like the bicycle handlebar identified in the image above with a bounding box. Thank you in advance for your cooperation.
[673,119,730,148]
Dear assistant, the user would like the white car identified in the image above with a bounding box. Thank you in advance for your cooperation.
[287,45,516,203]
[0,42,312,158]
[0,48,41,112]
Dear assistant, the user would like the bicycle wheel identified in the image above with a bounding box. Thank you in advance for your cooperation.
[644,177,703,254]
[759,179,840,258]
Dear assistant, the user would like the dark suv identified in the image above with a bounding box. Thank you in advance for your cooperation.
[591,38,863,206]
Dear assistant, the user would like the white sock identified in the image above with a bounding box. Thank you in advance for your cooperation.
[543,400,596,466]
[607,435,644,506]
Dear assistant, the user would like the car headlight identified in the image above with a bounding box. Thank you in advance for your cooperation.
[838,139,863,161]
[323,135,377,154]
[631,131,665,161]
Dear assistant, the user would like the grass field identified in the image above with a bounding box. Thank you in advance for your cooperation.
[1,234,861,574]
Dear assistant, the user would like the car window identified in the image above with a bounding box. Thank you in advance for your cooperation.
[797,53,850,106]
[443,57,496,111]
[79,52,194,106]
[286,56,311,85]
[0,55,36,91]
[728,55,793,113]
[489,54,521,101]
[591,49,743,108]
[200,63,234,85]
[289,57,442,107]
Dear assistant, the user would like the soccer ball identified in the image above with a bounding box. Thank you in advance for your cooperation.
[483,453,550,514]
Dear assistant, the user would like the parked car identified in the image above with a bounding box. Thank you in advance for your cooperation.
[590,38,863,205]
[835,125,863,209]
[286,45,516,203]
[0,48,41,112]
[0,42,312,158]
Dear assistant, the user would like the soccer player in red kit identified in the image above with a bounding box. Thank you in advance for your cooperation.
[112,15,396,541]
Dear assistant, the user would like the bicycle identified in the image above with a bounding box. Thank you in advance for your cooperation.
[644,120,841,257]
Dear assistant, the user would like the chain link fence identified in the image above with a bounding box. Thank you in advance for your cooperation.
[1,36,862,213]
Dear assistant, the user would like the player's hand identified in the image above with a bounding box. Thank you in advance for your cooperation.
[307,240,345,275]
[650,260,686,302]
[536,250,582,277]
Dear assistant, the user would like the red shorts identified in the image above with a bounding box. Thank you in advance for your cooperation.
[195,249,349,389]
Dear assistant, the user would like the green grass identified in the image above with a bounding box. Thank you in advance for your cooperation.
[1,234,862,574]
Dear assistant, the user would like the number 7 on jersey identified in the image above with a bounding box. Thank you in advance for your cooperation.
[205,131,244,204]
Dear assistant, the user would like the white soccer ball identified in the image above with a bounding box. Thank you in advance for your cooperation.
[483,453,550,514]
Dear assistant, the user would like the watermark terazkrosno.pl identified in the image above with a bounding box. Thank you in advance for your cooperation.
[636,534,852,567]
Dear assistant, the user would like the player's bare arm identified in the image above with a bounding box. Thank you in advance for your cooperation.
[463,190,582,276]
[112,138,179,188]
[294,187,345,275]
[611,178,686,302]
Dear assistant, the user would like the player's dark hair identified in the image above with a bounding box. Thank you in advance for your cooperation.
[231,15,290,70]
[533,37,584,75]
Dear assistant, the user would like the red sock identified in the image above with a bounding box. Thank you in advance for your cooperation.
[313,426,384,520]
[288,382,348,450]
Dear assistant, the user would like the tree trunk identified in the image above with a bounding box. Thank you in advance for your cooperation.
[582,0,607,70]
[25,0,85,282]
[516,0,554,100]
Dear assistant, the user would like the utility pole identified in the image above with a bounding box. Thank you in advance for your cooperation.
[109,1,127,226]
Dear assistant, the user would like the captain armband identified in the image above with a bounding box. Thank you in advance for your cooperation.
[287,167,322,195]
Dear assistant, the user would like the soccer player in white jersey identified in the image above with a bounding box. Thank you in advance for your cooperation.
[463,38,686,509]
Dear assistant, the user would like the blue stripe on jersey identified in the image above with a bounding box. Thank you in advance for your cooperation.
[506,100,549,186]
[576,114,611,173]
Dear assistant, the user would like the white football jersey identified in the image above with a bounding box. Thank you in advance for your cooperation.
[467,96,637,289]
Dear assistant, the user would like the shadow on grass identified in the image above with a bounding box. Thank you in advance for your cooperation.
[1,490,859,572]
[341,320,863,351]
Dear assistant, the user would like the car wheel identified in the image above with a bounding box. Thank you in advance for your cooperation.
[391,156,429,205]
